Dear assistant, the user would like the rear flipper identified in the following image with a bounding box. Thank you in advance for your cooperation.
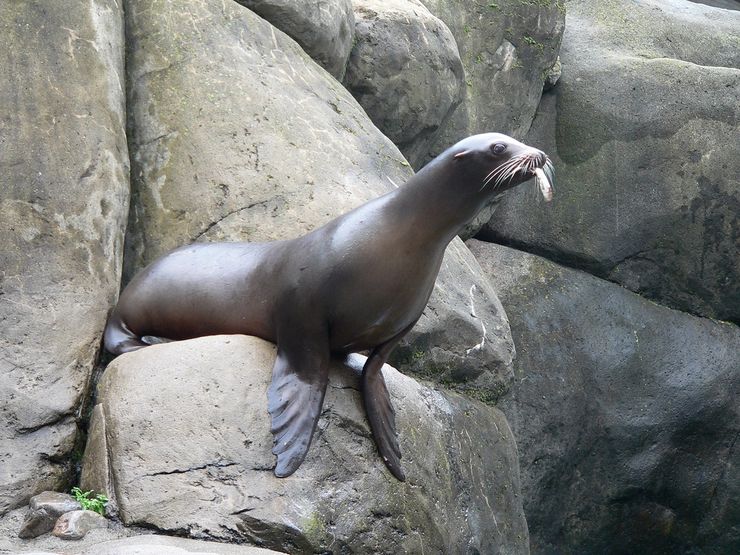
[141,335,174,346]
[103,314,148,355]
[267,339,330,477]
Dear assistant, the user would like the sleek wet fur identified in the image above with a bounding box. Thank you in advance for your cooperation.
[104,133,554,481]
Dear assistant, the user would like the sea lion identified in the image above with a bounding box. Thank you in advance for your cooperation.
[104,133,554,481]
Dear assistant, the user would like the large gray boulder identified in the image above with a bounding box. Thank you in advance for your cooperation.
[469,239,740,554]
[0,0,128,515]
[480,0,740,322]
[81,335,529,554]
[343,0,464,167]
[124,0,405,272]
[420,0,564,163]
[123,0,514,400]
[235,0,355,80]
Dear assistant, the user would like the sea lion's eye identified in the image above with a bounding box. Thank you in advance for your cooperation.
[492,143,507,155]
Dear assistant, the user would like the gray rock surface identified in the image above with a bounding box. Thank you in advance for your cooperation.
[0,0,128,516]
[411,0,565,238]
[1,505,144,554]
[78,535,281,554]
[18,493,81,539]
[469,239,740,554]
[420,0,564,163]
[3,517,278,555]
[688,0,740,9]
[123,0,409,277]
[82,335,529,554]
[52,510,107,540]
[392,239,515,404]
[343,0,464,167]
[235,0,355,80]
[123,0,514,400]
[480,0,740,322]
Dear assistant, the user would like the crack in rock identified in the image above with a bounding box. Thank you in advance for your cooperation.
[142,461,239,477]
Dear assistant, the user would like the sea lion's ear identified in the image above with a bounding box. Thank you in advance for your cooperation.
[454,150,470,160]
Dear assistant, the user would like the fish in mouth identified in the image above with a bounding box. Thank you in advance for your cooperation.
[479,141,555,202]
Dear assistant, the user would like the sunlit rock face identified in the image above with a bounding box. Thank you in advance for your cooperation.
[0,0,129,516]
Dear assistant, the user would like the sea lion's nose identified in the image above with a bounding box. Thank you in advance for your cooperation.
[536,150,547,166]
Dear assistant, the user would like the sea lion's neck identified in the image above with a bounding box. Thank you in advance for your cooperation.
[389,157,485,245]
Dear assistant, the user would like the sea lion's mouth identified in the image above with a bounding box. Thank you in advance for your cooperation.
[481,153,555,202]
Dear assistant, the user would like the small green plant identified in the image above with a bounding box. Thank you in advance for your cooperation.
[71,487,109,516]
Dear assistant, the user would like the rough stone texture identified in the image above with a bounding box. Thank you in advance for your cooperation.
[469,240,740,554]
[235,0,355,80]
[0,0,128,516]
[18,492,81,539]
[409,0,565,238]
[52,510,107,540]
[688,0,740,9]
[122,0,405,264]
[123,0,408,277]
[392,239,515,404]
[1,505,144,554]
[419,0,564,163]
[2,510,278,555]
[123,0,514,399]
[343,0,464,168]
[79,536,282,554]
[78,405,116,517]
[480,0,740,323]
[82,335,529,554]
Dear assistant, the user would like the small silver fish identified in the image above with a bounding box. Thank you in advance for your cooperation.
[534,166,553,202]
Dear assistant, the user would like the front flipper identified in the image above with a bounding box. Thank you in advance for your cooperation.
[361,320,418,482]
[267,344,330,478]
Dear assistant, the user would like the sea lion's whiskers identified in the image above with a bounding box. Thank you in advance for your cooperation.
[492,156,526,189]
[483,157,518,185]
[484,156,521,188]
[482,162,515,191]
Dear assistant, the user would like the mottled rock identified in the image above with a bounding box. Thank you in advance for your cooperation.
[79,535,282,554]
[410,0,565,238]
[52,510,107,540]
[543,56,561,91]
[0,0,129,516]
[469,239,740,554]
[78,405,115,517]
[343,0,464,167]
[419,0,564,161]
[235,0,354,80]
[123,0,410,277]
[123,0,514,399]
[82,336,529,554]
[480,0,740,322]
[392,240,515,404]
[18,492,81,539]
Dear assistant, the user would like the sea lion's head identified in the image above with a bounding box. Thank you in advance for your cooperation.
[451,133,554,201]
